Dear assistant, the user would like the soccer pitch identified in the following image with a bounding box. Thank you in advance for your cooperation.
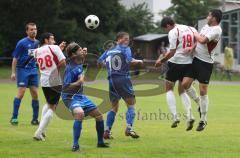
[0,82,240,158]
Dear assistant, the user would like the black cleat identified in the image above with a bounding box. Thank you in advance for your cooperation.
[196,121,207,132]
[42,133,46,138]
[97,143,110,148]
[125,129,140,139]
[31,120,39,125]
[186,119,195,131]
[72,145,80,152]
[171,120,180,128]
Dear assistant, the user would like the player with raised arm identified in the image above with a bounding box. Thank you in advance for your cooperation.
[155,17,199,131]
[182,9,223,131]
[97,32,143,139]
[10,22,40,125]
[62,42,109,152]
[32,33,66,140]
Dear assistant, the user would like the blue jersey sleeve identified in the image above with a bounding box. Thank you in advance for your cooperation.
[126,47,133,63]
[97,51,108,63]
[12,41,23,58]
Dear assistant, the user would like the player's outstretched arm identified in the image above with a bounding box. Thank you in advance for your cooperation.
[131,59,143,65]
[155,49,176,67]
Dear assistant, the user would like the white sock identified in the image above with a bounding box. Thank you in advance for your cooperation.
[186,86,200,107]
[166,90,178,121]
[200,95,209,122]
[180,93,194,121]
[41,104,49,122]
[35,109,53,136]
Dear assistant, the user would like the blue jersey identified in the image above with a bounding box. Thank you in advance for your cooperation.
[12,37,39,69]
[98,44,133,78]
[62,62,84,100]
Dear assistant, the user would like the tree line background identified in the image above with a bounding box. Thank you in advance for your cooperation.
[0,0,219,62]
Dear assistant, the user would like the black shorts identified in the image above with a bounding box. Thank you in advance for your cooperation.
[42,86,61,105]
[166,62,192,82]
[188,57,213,84]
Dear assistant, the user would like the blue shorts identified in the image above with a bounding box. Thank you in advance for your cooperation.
[63,95,97,114]
[109,76,135,103]
[16,67,39,87]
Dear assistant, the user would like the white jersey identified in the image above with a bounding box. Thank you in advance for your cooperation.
[33,45,66,87]
[194,24,222,64]
[168,24,197,64]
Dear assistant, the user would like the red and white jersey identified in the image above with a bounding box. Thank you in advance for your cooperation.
[194,24,222,63]
[168,24,197,64]
[33,45,66,87]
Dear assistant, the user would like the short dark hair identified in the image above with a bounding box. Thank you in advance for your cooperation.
[66,42,81,58]
[116,32,129,41]
[161,16,175,28]
[40,32,53,46]
[210,9,222,23]
[25,22,36,31]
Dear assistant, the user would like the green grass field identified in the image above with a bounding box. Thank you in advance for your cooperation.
[0,82,240,158]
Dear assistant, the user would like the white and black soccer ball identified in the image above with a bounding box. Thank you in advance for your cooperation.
[84,15,100,30]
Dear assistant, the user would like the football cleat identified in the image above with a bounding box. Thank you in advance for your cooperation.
[186,119,195,131]
[196,121,207,132]
[10,118,18,125]
[97,143,110,148]
[72,144,80,152]
[103,130,114,139]
[171,120,180,128]
[31,120,39,125]
[33,134,45,141]
[125,129,140,139]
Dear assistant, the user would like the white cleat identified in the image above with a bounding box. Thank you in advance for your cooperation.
[33,133,46,141]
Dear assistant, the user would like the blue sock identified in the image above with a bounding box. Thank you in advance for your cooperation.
[32,100,39,120]
[96,120,104,145]
[73,120,82,146]
[106,111,116,131]
[12,97,21,119]
[126,106,135,130]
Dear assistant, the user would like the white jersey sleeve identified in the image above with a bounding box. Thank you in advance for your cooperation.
[49,45,66,65]
[168,29,179,50]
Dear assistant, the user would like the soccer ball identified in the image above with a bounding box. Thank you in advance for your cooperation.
[84,15,100,30]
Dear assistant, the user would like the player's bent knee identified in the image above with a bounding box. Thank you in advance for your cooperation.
[73,108,84,120]
[95,114,103,121]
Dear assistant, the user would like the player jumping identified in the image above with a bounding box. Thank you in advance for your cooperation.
[182,9,222,131]
[155,17,200,131]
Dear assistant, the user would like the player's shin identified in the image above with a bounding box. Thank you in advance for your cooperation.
[106,111,116,131]
[166,91,178,121]
[34,109,53,136]
[96,120,104,144]
[32,99,39,121]
[180,93,194,121]
[12,97,22,119]
[126,106,135,131]
[186,86,200,107]
[200,95,209,122]
[41,104,49,122]
[73,120,82,146]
